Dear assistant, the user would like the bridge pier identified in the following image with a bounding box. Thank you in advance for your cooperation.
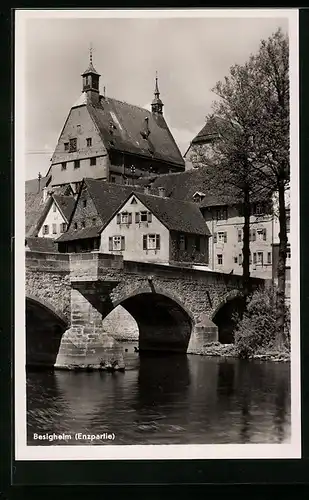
[55,285,125,371]
[187,316,218,354]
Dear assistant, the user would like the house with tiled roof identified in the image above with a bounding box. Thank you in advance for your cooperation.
[45,56,184,191]
[56,178,210,266]
[28,193,76,239]
[135,167,280,280]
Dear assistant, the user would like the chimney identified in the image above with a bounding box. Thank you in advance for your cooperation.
[158,186,166,197]
[144,185,150,194]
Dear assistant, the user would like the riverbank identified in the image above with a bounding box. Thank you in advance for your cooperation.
[191,342,290,362]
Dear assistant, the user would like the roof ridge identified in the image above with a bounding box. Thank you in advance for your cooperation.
[102,96,151,114]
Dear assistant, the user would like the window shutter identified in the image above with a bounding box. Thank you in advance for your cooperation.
[109,237,112,251]
[156,234,160,250]
[224,232,227,243]
[263,228,267,241]
[121,236,125,250]
[252,229,256,241]
[143,235,147,250]
[128,213,132,224]
[116,214,121,224]
[213,232,217,243]
[147,212,152,223]
[135,212,140,223]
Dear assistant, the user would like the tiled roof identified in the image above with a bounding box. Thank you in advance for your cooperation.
[134,192,210,236]
[25,191,49,236]
[86,96,185,168]
[56,225,102,242]
[25,175,51,194]
[191,116,229,144]
[25,237,59,253]
[135,167,239,208]
[53,195,76,223]
[56,179,138,242]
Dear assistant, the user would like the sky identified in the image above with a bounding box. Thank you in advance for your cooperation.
[21,12,289,180]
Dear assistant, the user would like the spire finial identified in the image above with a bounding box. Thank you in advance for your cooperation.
[89,42,93,64]
[154,71,159,96]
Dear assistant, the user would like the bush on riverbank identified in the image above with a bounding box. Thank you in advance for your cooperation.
[234,287,290,359]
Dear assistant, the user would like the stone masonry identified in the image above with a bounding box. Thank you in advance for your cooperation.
[26,251,264,368]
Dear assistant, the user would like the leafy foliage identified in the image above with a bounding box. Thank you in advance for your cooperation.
[234,287,290,359]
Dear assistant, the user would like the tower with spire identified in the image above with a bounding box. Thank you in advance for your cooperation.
[81,44,101,105]
[151,73,164,115]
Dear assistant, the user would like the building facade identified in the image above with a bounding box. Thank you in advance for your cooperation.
[45,57,184,190]
[56,179,210,266]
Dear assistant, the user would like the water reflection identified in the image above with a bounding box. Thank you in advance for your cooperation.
[26,348,291,445]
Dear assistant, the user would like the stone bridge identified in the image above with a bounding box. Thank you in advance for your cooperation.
[26,251,264,369]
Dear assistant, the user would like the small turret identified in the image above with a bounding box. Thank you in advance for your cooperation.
[82,45,100,105]
[151,72,164,115]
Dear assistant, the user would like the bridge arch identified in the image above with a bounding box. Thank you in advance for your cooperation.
[211,290,245,344]
[112,288,194,353]
[26,295,69,367]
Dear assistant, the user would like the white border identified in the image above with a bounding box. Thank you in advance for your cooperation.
[15,8,301,461]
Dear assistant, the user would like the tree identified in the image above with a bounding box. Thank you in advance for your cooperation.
[191,29,289,348]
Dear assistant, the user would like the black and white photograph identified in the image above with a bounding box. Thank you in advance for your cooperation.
[15,9,300,461]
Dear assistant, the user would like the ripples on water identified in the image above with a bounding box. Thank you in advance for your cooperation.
[26,343,291,445]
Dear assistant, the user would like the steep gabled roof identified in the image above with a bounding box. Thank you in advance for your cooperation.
[191,116,228,145]
[25,175,51,194]
[53,195,76,223]
[133,192,210,236]
[25,191,50,237]
[81,96,184,168]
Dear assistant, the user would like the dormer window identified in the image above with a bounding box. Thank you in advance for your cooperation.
[64,142,69,151]
[192,191,206,203]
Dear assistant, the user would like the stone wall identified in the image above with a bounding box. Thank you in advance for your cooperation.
[102,306,139,341]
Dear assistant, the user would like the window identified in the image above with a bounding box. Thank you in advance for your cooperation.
[217,231,227,243]
[74,222,78,230]
[253,252,257,264]
[69,138,77,152]
[52,224,57,234]
[64,142,69,151]
[215,207,227,221]
[109,235,125,251]
[81,221,86,228]
[249,229,256,241]
[53,204,57,212]
[287,246,291,259]
[60,223,67,233]
[217,254,223,265]
[179,234,187,251]
[116,212,132,224]
[136,211,152,223]
[267,252,272,264]
[74,160,80,169]
[90,157,96,166]
[195,236,201,252]
[86,138,92,147]
[239,254,243,265]
[61,162,67,171]
[83,199,87,208]
[111,176,116,183]
[77,125,81,134]
[143,234,160,250]
[257,252,264,265]
[257,228,267,241]
[131,197,137,205]
[43,224,49,235]
[234,256,238,264]
[238,229,242,242]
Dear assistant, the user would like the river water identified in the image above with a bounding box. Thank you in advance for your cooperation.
[26,342,291,445]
